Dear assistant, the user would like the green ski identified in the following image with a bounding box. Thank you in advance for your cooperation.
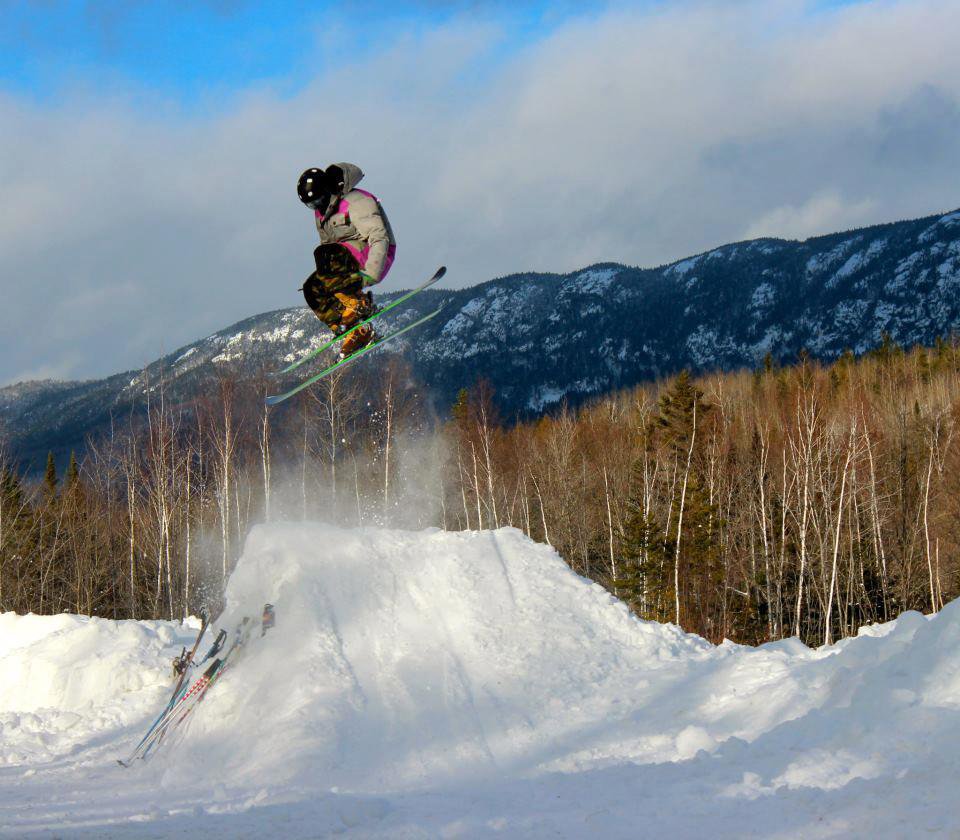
[265,306,444,406]
[276,265,446,376]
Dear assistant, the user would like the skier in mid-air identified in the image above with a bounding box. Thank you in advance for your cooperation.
[297,163,397,357]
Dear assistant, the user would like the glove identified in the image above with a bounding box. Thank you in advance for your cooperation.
[359,271,378,288]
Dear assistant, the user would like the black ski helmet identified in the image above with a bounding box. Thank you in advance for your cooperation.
[297,167,333,210]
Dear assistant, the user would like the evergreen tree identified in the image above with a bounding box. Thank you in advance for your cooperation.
[917,348,931,384]
[66,452,80,489]
[0,465,37,603]
[618,490,675,621]
[617,460,661,616]
[44,452,57,495]
[451,388,469,424]
[654,372,725,636]
[618,414,663,617]
[675,472,724,639]
[830,350,855,392]
[1,467,25,511]
[873,331,902,366]
[657,370,709,454]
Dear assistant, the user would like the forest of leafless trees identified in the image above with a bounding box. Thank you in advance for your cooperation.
[3,337,960,647]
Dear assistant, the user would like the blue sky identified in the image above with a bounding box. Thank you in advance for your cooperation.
[0,1,599,104]
[1,1,866,103]
[0,0,958,385]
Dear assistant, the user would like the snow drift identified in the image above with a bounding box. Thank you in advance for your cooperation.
[2,523,960,837]
[0,612,200,767]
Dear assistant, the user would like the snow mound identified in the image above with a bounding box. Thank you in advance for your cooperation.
[173,524,712,790]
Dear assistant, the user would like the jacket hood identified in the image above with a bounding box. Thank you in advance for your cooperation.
[333,162,364,194]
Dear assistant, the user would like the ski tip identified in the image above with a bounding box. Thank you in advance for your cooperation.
[435,266,447,280]
[264,395,284,407]
[117,759,129,768]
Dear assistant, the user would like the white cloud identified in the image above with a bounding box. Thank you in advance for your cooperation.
[8,360,78,384]
[743,190,878,241]
[1,0,959,384]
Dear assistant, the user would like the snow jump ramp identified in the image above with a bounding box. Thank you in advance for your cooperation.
[174,523,709,791]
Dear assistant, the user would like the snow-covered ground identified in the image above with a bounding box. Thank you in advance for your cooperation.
[1,524,957,837]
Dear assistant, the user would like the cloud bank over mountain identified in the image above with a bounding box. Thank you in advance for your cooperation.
[1,0,959,384]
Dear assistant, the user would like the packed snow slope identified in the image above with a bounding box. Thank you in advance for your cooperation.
[2,524,960,837]
[178,524,714,790]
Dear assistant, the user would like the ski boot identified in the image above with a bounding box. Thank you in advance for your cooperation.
[334,290,375,327]
[340,324,376,357]
[334,290,377,357]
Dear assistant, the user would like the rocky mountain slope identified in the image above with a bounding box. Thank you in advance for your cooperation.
[3,207,960,469]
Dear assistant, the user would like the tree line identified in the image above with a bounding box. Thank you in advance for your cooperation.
[3,337,960,647]
[445,338,960,644]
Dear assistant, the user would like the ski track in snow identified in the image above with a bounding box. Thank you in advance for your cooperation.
[0,524,958,837]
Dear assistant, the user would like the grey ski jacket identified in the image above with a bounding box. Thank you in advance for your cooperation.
[314,162,397,284]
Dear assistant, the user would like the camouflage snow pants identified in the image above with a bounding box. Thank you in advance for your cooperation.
[302,244,373,331]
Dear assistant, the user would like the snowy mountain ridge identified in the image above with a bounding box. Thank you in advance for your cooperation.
[3,206,960,468]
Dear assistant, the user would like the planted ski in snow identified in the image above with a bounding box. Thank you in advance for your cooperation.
[118,611,271,767]
[119,615,208,766]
